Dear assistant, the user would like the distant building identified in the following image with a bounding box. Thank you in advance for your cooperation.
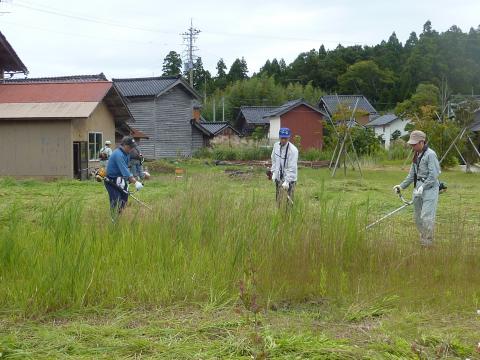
[113,76,206,158]
[236,99,325,149]
[191,115,242,147]
[0,78,132,179]
[235,106,278,136]
[366,113,410,149]
[319,95,378,125]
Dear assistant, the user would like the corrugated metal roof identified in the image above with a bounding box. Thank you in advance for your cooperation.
[239,106,279,124]
[0,82,112,103]
[0,102,98,119]
[113,76,180,97]
[319,95,377,115]
[0,31,28,74]
[5,74,107,83]
[366,113,399,126]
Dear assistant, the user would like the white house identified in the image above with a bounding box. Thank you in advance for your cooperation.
[367,114,410,149]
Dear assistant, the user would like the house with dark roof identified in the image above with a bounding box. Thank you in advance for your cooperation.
[318,95,377,125]
[113,75,207,158]
[366,113,410,149]
[0,78,133,179]
[191,114,242,147]
[237,99,325,149]
[235,106,278,135]
[0,31,28,79]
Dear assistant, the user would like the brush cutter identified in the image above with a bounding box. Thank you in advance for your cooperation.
[284,188,294,205]
[99,174,153,211]
[365,188,412,230]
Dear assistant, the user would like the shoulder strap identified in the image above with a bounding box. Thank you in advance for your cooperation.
[414,146,429,187]
[283,143,290,169]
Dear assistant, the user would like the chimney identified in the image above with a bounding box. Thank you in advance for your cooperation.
[193,104,202,123]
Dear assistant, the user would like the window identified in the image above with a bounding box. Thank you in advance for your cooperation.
[88,132,103,160]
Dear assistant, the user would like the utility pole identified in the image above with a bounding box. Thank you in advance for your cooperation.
[222,96,225,121]
[213,99,216,122]
[181,19,200,87]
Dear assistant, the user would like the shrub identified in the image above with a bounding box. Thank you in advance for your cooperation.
[387,140,411,161]
[301,148,333,161]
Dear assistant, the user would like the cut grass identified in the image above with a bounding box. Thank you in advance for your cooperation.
[1,305,479,359]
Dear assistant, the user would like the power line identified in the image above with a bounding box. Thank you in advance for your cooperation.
[10,0,365,45]
[11,0,179,36]
[2,19,173,47]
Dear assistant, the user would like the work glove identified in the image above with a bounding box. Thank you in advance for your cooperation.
[271,172,277,183]
[413,186,423,197]
[392,185,401,194]
[134,181,144,191]
[282,181,289,191]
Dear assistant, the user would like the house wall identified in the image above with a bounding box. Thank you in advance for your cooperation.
[125,98,155,158]
[124,87,197,159]
[280,105,324,149]
[268,116,281,141]
[356,114,371,126]
[373,118,410,149]
[0,119,72,178]
[191,125,206,153]
[71,101,116,166]
[154,87,195,158]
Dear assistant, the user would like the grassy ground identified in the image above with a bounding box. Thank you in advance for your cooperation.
[1,160,480,359]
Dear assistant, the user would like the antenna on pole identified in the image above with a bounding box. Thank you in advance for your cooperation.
[181,19,200,87]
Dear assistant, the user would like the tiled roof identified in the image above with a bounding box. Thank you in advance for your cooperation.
[5,73,107,83]
[239,106,279,124]
[264,98,325,117]
[469,110,480,131]
[113,75,202,100]
[0,31,28,74]
[319,95,377,116]
[192,121,241,136]
[366,113,399,127]
[199,122,228,134]
[0,81,112,103]
[113,76,178,97]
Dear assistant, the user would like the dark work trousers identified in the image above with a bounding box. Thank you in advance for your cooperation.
[105,177,129,214]
[275,180,296,207]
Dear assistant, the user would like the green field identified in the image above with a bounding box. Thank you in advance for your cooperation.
[1,161,480,359]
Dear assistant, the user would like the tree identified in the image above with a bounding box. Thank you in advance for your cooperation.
[162,51,182,76]
[214,58,228,90]
[395,83,440,116]
[338,60,395,105]
[228,57,249,82]
[187,57,213,94]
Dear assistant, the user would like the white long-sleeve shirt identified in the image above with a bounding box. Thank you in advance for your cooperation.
[271,141,298,183]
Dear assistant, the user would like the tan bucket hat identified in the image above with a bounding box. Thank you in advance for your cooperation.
[407,130,426,145]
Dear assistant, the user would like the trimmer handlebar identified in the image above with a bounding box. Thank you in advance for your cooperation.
[396,188,413,205]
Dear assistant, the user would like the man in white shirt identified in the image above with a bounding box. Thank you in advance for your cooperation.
[270,127,299,206]
[99,140,113,168]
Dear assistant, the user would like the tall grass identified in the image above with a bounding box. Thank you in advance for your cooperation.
[0,178,479,315]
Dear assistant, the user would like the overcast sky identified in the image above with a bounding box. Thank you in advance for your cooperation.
[2,0,480,79]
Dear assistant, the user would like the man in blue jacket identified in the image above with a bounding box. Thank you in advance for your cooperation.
[105,136,144,216]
